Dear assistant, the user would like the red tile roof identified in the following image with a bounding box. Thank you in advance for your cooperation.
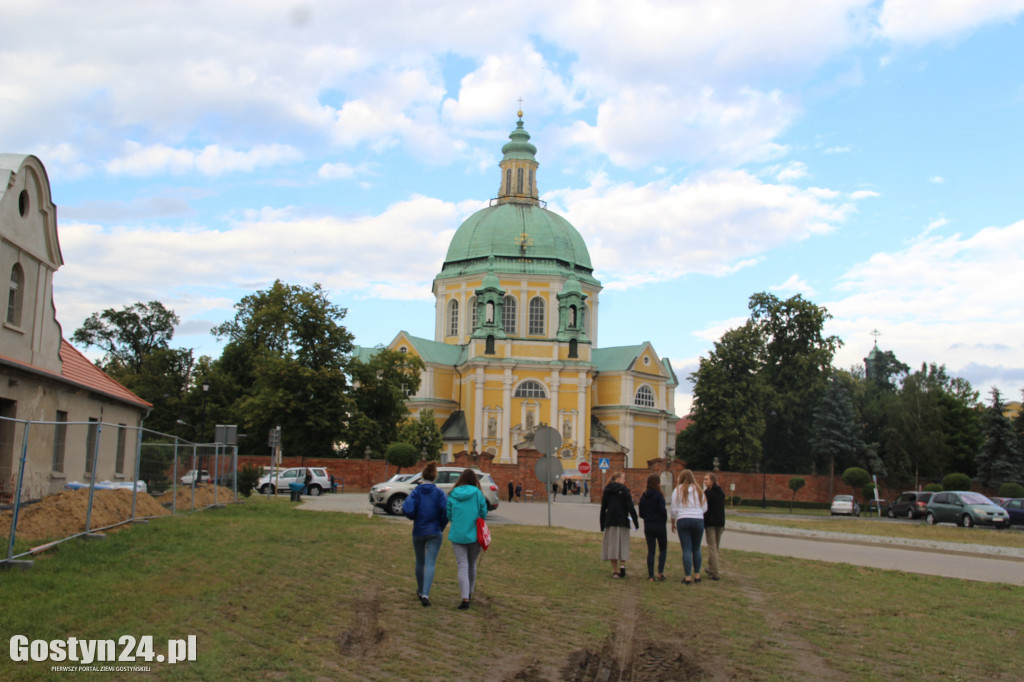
[0,340,151,409]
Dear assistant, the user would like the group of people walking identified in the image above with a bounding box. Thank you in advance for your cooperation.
[401,462,488,609]
[600,469,726,583]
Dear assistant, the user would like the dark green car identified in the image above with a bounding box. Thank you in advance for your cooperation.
[925,491,1011,529]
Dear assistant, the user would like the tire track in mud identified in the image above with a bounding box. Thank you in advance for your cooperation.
[337,590,387,657]
[738,584,846,681]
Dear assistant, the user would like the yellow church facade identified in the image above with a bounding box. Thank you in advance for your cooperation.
[370,115,677,470]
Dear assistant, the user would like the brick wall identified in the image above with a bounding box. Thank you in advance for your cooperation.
[234,452,907,505]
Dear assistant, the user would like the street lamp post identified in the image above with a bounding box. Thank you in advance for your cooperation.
[200,380,210,475]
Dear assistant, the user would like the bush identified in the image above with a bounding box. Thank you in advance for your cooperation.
[923,483,942,493]
[238,464,262,498]
[942,473,972,491]
[841,467,871,495]
[998,482,1024,498]
[385,442,419,472]
[862,483,879,501]
[731,496,742,506]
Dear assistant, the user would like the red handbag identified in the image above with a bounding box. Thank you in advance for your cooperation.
[476,517,491,550]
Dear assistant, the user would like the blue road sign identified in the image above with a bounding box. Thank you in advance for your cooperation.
[598,458,611,470]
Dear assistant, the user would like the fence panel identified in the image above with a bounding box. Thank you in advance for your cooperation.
[1,416,238,566]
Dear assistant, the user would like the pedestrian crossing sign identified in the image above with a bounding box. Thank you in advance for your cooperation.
[598,458,611,470]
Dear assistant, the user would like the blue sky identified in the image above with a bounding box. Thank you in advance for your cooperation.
[4,0,1024,412]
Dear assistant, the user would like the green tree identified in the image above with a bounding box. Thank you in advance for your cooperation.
[385,442,420,474]
[976,387,1024,488]
[347,348,425,457]
[212,281,355,460]
[749,293,841,474]
[941,473,972,491]
[810,375,871,482]
[679,322,766,472]
[788,477,805,512]
[841,467,871,498]
[397,409,443,461]
[72,301,180,374]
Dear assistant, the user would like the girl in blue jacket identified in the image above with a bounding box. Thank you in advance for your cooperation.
[402,462,448,607]
[446,468,488,610]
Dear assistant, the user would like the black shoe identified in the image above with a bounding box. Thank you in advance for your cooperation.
[619,567,626,578]
[682,579,692,585]
[709,575,720,581]
[457,600,470,610]
[420,596,431,607]
[695,577,702,584]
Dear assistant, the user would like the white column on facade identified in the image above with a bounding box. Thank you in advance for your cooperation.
[624,414,635,467]
[474,367,485,450]
[502,368,514,463]
[577,374,588,455]
[548,372,560,436]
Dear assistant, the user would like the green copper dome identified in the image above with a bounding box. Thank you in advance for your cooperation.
[439,203,597,283]
[438,115,597,285]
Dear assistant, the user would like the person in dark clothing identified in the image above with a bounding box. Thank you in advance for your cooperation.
[599,471,639,578]
[552,481,558,500]
[638,474,668,581]
[303,468,312,494]
[508,480,515,503]
[515,482,522,501]
[703,472,726,580]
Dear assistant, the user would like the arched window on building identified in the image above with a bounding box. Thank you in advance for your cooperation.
[485,335,495,355]
[447,299,459,337]
[529,169,534,195]
[528,296,545,335]
[514,380,547,398]
[503,295,517,334]
[635,385,655,408]
[569,338,578,358]
[516,168,524,193]
[7,263,24,327]
[505,168,512,195]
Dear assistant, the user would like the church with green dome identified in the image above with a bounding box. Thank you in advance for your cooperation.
[370,114,678,471]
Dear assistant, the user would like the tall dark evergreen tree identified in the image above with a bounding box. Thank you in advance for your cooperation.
[810,375,872,479]
[976,387,1024,487]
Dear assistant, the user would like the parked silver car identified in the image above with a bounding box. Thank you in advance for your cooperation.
[830,494,860,516]
[369,467,500,515]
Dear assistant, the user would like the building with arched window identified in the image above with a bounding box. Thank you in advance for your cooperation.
[363,114,677,468]
[1,155,150,501]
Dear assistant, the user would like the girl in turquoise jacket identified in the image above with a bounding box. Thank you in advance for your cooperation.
[447,469,488,610]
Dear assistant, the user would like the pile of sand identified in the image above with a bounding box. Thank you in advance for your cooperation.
[0,488,172,543]
[154,484,237,509]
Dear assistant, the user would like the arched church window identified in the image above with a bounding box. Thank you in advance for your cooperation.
[447,299,459,337]
[528,297,545,335]
[569,338,578,358]
[503,295,516,334]
[514,380,546,398]
[529,169,534,195]
[505,169,512,195]
[7,263,24,327]
[635,385,655,408]
[485,335,495,355]
[516,168,524,194]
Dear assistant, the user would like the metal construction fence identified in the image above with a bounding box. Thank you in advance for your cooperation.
[0,415,239,567]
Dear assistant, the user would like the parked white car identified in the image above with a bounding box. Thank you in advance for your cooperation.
[369,467,500,515]
[180,470,210,485]
[256,467,331,496]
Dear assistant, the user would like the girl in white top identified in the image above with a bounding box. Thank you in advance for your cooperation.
[670,469,708,584]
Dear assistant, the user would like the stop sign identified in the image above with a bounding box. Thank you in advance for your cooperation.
[578,461,591,474]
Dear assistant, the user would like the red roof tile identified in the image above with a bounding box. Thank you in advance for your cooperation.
[0,340,151,410]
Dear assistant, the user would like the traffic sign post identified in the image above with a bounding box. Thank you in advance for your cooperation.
[533,425,562,527]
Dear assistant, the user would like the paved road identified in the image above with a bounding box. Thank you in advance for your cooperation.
[298,493,1024,586]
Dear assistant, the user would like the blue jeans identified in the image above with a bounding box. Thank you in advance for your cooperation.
[413,534,442,598]
[676,518,705,578]
[451,542,482,600]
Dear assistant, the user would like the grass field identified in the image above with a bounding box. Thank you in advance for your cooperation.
[1,500,1022,681]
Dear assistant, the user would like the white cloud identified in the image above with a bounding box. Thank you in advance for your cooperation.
[877,0,1024,44]
[549,170,854,288]
[929,175,945,183]
[771,274,816,296]
[829,220,1024,392]
[106,142,302,176]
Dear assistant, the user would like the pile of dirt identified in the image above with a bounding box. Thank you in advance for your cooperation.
[0,488,171,543]
[154,484,236,509]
